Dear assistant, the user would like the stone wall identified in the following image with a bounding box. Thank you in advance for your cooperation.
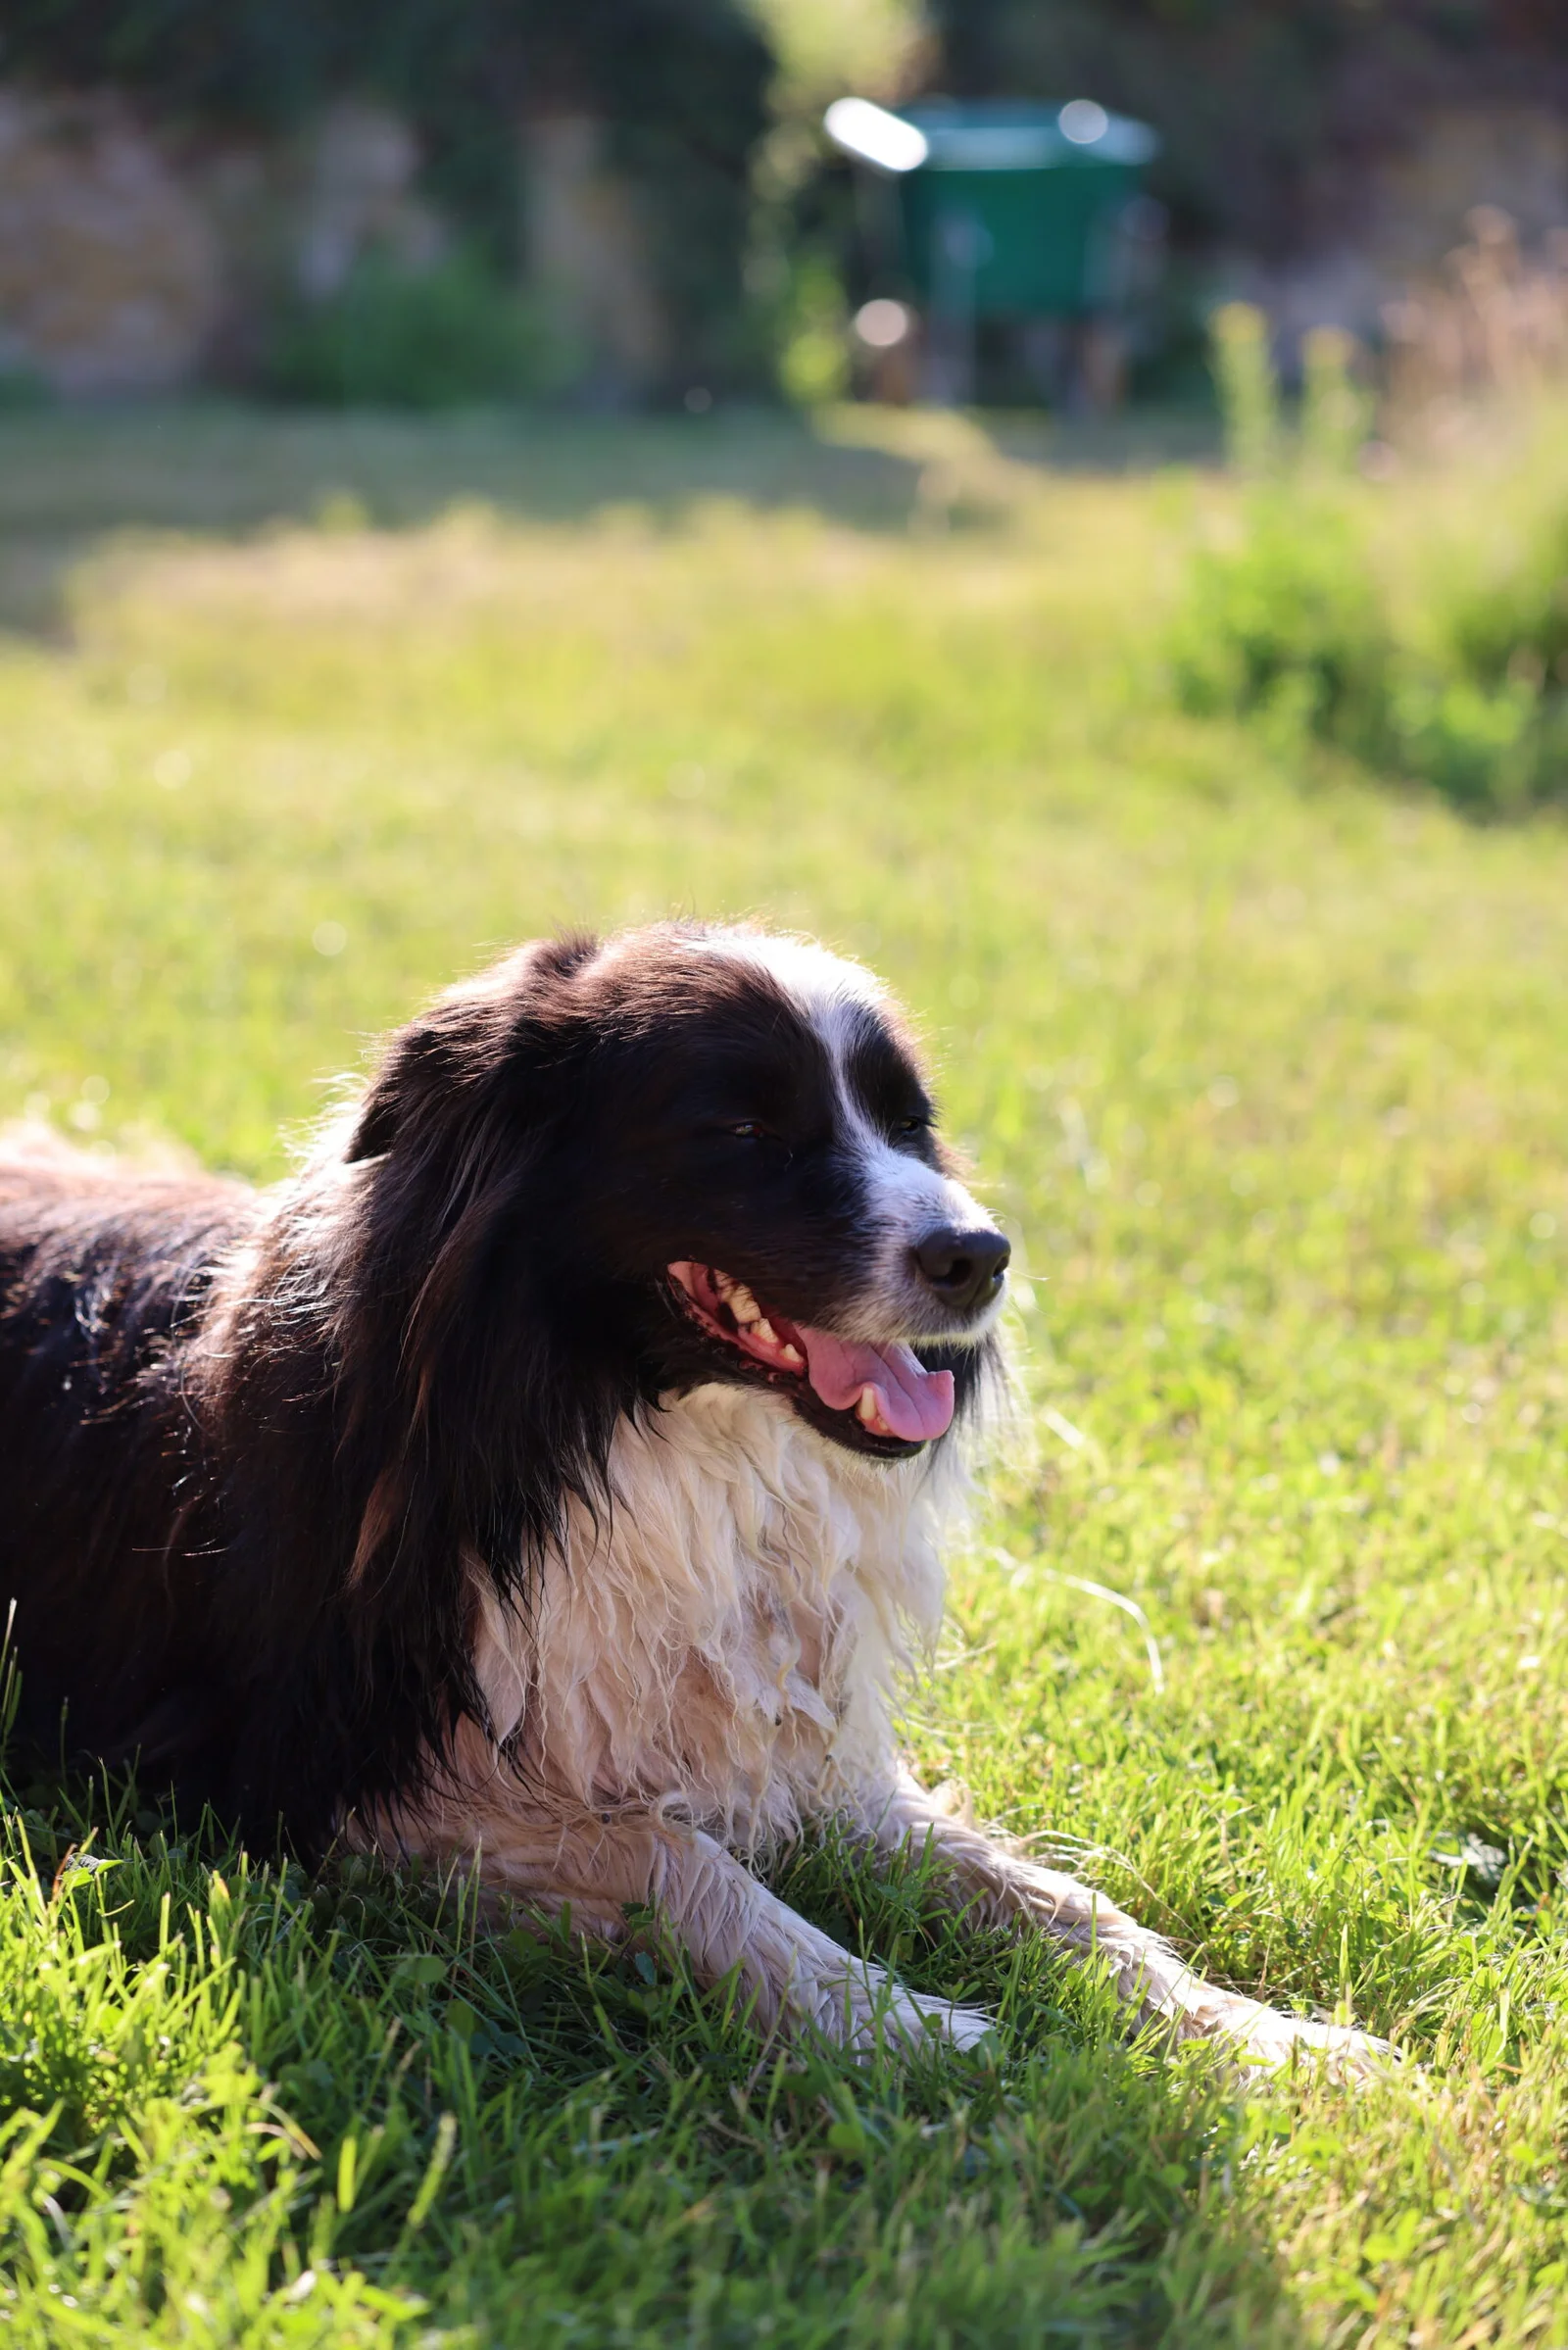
[0,90,219,394]
[520,114,667,401]
[0,85,665,401]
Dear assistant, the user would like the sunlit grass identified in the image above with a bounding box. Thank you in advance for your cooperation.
[0,404,1565,2345]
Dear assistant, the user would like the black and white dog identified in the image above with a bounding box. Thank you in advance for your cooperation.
[0,923,1376,2065]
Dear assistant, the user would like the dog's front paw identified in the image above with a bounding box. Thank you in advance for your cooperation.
[806,1964,993,2059]
[885,1986,996,2057]
[1203,1995,1393,2083]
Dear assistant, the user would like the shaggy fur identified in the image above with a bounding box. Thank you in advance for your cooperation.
[0,922,1380,2066]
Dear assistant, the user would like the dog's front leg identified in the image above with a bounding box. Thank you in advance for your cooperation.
[362,1798,991,2055]
[863,1773,1386,2077]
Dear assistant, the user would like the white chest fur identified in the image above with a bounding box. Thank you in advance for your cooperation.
[469,1385,955,1848]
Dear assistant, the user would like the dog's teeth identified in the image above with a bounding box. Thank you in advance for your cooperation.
[779,1342,804,1366]
[754,1317,778,1346]
[729,1285,760,1324]
[857,1387,881,1426]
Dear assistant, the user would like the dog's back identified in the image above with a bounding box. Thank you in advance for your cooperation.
[0,1142,258,1776]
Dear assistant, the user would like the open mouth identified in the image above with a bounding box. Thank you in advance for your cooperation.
[666,1261,956,1444]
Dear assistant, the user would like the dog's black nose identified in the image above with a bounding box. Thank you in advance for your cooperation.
[913,1227,1010,1314]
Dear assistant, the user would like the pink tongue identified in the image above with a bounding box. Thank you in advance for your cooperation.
[796,1328,956,1443]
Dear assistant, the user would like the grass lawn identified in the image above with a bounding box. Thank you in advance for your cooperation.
[0,399,1566,2348]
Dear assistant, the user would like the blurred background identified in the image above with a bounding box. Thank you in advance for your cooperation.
[3,15,1568,2340]
[0,0,1563,416]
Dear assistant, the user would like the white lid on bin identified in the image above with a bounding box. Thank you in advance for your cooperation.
[825,96,1157,174]
[822,99,930,174]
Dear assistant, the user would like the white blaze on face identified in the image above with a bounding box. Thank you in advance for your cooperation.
[705,931,1004,1346]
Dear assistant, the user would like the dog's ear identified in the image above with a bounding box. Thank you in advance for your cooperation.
[332,929,618,1602]
[345,1102,395,1162]
[345,933,600,1163]
[345,1024,448,1161]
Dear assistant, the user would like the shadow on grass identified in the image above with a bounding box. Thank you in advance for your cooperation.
[0,1745,1309,2345]
[0,398,1221,638]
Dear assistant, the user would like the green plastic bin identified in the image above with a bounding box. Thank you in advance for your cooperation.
[828,98,1159,320]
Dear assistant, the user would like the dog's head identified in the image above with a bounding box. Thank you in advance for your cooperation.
[337,924,1006,1563]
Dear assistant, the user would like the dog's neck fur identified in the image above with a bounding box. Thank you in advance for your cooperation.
[467,1384,958,1852]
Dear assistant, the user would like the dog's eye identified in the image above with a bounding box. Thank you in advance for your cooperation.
[727,1121,770,1141]
[894,1114,930,1139]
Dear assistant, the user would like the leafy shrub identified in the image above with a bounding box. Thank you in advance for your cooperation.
[1206,301,1280,477]
[1169,488,1392,755]
[1171,310,1394,757]
[776,257,851,408]
[1381,671,1546,814]
[1405,423,1568,808]
[1169,305,1568,815]
[263,252,574,410]
[1444,516,1568,700]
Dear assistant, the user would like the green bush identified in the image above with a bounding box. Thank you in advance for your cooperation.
[1172,494,1568,816]
[262,253,574,411]
[1382,671,1546,814]
[1170,312,1393,759]
[1444,515,1568,699]
[776,257,851,408]
[1406,458,1568,809]
[1169,488,1392,755]
[1169,305,1568,815]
